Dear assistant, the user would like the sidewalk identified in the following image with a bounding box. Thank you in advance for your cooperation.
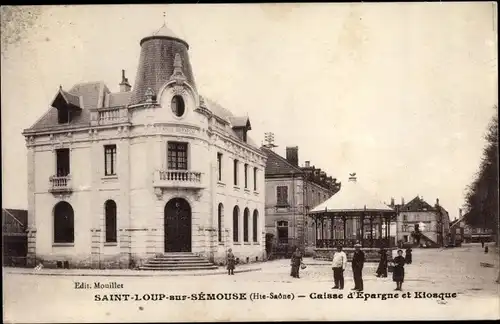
[3,263,262,277]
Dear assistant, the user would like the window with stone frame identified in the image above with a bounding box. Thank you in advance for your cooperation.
[243,208,250,242]
[53,201,74,243]
[171,95,185,117]
[233,206,240,242]
[253,167,257,191]
[277,220,289,244]
[233,159,239,186]
[252,210,259,242]
[218,203,224,243]
[55,148,70,177]
[217,153,223,182]
[104,145,117,176]
[105,200,117,243]
[168,142,188,170]
[276,186,289,207]
[244,163,248,188]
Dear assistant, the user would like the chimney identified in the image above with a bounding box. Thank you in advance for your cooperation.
[286,146,299,166]
[459,208,462,218]
[390,197,395,207]
[436,198,440,206]
[305,161,310,168]
[401,197,405,206]
[119,70,132,92]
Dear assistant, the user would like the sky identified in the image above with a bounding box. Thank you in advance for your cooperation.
[1,3,497,219]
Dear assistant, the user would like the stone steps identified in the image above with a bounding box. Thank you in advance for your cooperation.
[139,253,219,271]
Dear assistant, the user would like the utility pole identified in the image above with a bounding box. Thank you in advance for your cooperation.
[264,132,277,150]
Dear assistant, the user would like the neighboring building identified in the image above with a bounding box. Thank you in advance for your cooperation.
[454,209,494,243]
[2,208,28,266]
[262,145,340,255]
[21,23,267,269]
[396,196,450,247]
[449,218,464,247]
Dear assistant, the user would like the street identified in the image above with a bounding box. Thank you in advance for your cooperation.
[3,244,499,322]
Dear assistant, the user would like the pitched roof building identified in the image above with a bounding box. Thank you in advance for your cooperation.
[262,145,340,254]
[396,196,450,247]
[22,21,267,269]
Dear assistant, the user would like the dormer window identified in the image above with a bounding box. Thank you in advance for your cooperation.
[229,116,252,143]
[51,87,82,124]
[58,109,71,124]
[171,95,185,117]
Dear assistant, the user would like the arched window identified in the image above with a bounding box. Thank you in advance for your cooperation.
[218,203,224,242]
[233,206,240,242]
[105,200,117,243]
[243,208,250,242]
[53,201,74,243]
[253,210,259,242]
[171,95,185,117]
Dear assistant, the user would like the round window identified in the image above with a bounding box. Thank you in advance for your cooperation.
[171,95,185,117]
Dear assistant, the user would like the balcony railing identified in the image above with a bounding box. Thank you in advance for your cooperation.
[90,107,129,125]
[49,175,73,194]
[153,170,204,189]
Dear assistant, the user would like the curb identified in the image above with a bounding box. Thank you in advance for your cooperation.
[4,267,262,277]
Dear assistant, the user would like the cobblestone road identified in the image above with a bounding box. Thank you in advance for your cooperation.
[3,244,499,322]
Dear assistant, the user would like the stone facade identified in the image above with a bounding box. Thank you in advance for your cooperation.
[262,146,340,253]
[22,24,267,269]
[396,196,450,246]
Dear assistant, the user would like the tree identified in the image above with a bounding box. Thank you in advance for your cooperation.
[463,107,499,284]
[464,108,498,235]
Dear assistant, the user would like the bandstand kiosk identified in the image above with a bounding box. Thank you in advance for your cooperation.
[308,173,397,262]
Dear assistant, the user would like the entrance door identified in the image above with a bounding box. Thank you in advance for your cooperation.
[164,198,192,252]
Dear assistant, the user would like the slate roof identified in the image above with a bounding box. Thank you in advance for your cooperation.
[25,81,109,131]
[24,26,261,153]
[228,116,251,129]
[261,146,303,176]
[59,90,81,107]
[204,98,258,148]
[108,92,132,108]
[130,35,195,105]
[401,196,436,212]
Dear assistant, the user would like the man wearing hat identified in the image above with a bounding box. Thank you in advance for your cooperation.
[351,243,365,291]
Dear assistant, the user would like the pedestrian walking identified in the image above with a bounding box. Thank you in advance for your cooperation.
[332,246,347,289]
[290,247,303,278]
[226,248,235,275]
[393,249,406,290]
[405,247,412,264]
[376,247,388,278]
[351,243,365,291]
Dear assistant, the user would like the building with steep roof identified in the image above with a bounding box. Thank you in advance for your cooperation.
[262,145,340,256]
[395,196,450,247]
[22,22,267,269]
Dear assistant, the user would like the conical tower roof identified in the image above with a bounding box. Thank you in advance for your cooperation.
[310,174,394,213]
[129,22,196,105]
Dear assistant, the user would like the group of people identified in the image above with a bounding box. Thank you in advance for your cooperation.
[331,244,366,290]
[331,245,413,291]
[227,244,414,291]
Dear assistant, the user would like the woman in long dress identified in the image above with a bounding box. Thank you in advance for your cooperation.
[393,249,406,290]
[376,248,388,278]
[290,248,303,278]
[405,247,412,264]
[227,248,235,275]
